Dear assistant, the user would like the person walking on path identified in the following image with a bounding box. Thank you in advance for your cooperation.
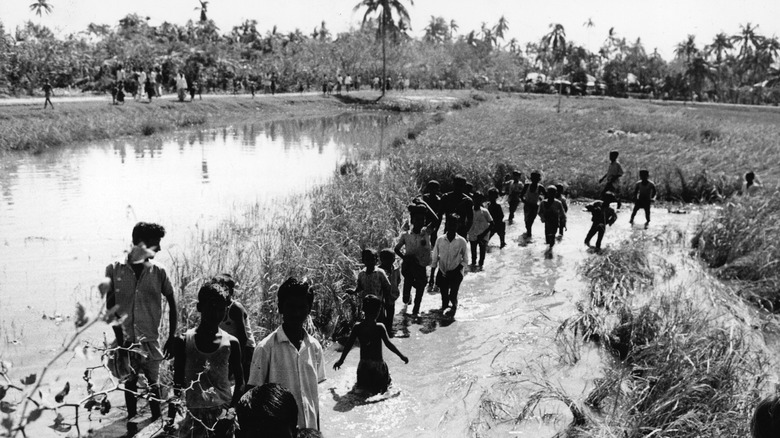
[519,171,545,239]
[42,80,54,109]
[395,205,433,316]
[599,151,624,206]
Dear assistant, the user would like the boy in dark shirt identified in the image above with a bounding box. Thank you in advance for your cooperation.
[630,170,657,229]
[42,80,54,109]
[487,188,506,248]
[584,192,618,251]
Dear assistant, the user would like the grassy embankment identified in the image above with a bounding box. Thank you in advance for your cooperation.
[141,94,777,433]
[547,237,767,436]
[0,90,468,153]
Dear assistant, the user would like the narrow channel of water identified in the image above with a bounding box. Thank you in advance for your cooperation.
[0,112,423,370]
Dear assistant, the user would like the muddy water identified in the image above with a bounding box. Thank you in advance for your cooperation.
[321,206,700,437]
[0,112,422,372]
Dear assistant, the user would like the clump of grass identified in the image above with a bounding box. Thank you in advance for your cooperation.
[579,239,654,309]
[550,238,768,437]
[693,190,780,310]
[578,295,764,437]
[140,120,167,136]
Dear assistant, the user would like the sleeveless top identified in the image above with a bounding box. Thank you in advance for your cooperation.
[184,328,233,409]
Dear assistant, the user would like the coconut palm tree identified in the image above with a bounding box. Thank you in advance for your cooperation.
[29,0,53,17]
[731,23,763,59]
[493,16,509,43]
[705,32,733,98]
[675,35,698,65]
[424,16,447,43]
[195,1,208,23]
[353,0,414,98]
[449,19,458,40]
[542,23,567,112]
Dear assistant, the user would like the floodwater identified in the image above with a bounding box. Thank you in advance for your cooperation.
[321,207,701,437]
[0,112,422,371]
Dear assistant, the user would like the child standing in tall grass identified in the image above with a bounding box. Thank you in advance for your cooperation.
[520,171,545,238]
[585,193,618,251]
[211,273,255,382]
[168,282,243,438]
[487,188,507,248]
[467,192,494,269]
[630,170,657,229]
[378,249,400,336]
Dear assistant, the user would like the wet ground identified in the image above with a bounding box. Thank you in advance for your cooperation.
[320,205,701,437]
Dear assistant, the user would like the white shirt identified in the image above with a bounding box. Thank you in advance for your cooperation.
[431,233,469,273]
[248,326,325,429]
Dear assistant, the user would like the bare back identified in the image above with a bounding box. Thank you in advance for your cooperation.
[356,321,386,362]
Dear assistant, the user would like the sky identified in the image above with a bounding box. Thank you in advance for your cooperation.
[2,0,780,60]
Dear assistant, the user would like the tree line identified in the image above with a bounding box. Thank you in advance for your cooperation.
[1,3,779,104]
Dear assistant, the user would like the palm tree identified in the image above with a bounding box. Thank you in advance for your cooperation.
[542,23,567,112]
[353,0,414,98]
[675,35,698,65]
[29,0,53,17]
[583,18,594,51]
[493,16,509,43]
[705,32,733,98]
[195,1,208,22]
[449,19,458,40]
[424,16,447,43]
[685,56,712,101]
[730,23,763,59]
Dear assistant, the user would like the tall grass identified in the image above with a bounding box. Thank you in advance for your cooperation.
[693,190,780,310]
[168,164,419,342]
[548,238,767,437]
[402,96,779,201]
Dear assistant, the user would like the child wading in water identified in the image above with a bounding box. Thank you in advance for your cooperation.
[168,282,244,438]
[467,192,494,269]
[395,205,433,316]
[630,170,657,229]
[539,185,567,256]
[333,295,408,395]
[585,192,618,251]
[352,248,391,325]
[554,184,568,238]
[519,171,545,238]
[487,188,507,248]
[378,249,400,336]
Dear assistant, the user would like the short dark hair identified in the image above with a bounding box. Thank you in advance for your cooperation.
[361,248,377,260]
[488,187,499,199]
[277,277,314,308]
[752,395,780,438]
[379,248,395,264]
[210,273,237,295]
[237,383,298,436]
[363,295,382,317]
[296,428,324,438]
[746,171,756,181]
[610,150,619,158]
[198,282,230,308]
[639,169,650,178]
[131,222,166,245]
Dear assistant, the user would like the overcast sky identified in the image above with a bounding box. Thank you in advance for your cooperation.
[2,0,779,60]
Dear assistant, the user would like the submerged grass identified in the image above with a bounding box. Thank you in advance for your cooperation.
[545,238,768,437]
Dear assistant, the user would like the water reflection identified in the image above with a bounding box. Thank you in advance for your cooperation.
[0,112,423,368]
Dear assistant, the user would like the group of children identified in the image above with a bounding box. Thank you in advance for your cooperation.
[104,151,663,437]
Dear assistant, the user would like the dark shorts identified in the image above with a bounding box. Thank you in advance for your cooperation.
[357,359,391,394]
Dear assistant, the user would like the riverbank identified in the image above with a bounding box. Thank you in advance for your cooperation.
[2,92,779,437]
[0,90,477,153]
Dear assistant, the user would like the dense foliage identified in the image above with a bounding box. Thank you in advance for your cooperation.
[1,12,779,103]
